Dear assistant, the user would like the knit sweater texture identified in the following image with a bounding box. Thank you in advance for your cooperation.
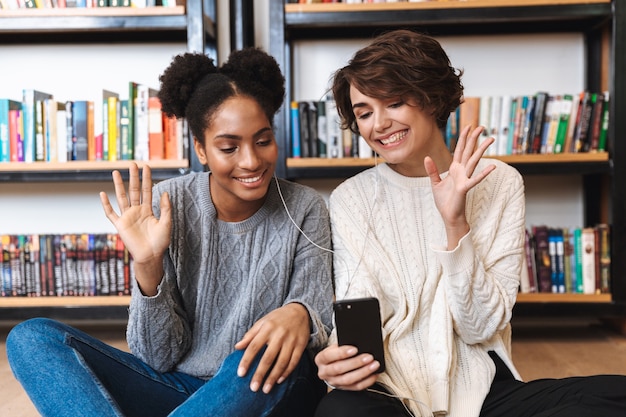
[126,172,334,378]
[329,160,526,417]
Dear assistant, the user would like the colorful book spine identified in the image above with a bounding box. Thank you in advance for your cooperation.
[290,101,301,158]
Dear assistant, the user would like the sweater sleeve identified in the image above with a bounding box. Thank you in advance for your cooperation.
[125,181,193,373]
[126,253,192,372]
[433,164,526,345]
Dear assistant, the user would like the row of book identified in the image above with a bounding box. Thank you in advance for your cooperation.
[0,84,189,164]
[290,98,374,159]
[0,234,133,298]
[448,91,609,156]
[0,0,178,9]
[290,90,608,161]
[521,224,610,295]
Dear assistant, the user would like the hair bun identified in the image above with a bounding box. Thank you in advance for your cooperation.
[158,52,218,119]
[220,47,285,115]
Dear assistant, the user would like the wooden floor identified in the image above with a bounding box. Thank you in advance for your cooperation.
[2,317,626,416]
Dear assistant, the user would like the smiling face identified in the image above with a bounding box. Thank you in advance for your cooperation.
[349,85,445,177]
[194,95,278,222]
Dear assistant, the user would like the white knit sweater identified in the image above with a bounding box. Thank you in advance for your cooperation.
[329,160,526,417]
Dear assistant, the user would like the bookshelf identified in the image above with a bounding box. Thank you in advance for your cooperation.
[268,0,626,317]
[0,0,217,180]
[0,1,221,319]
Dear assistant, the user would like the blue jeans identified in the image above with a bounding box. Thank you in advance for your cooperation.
[6,318,326,417]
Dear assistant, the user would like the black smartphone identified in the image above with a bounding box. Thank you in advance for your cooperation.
[333,297,385,373]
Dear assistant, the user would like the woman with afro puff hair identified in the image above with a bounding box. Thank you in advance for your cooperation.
[7,48,333,417]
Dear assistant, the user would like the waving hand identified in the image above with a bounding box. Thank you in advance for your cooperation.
[99,162,171,296]
[424,125,496,248]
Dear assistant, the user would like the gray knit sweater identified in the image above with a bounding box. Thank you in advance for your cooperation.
[126,172,333,378]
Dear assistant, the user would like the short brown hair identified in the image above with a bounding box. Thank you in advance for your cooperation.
[332,29,464,132]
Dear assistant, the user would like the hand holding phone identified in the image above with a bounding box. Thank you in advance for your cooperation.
[333,297,386,373]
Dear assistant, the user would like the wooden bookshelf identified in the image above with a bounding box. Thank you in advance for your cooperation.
[0,296,130,308]
[0,159,188,172]
[0,6,185,18]
[0,159,193,182]
[269,0,625,318]
[287,152,608,169]
[285,0,610,14]
[285,152,610,178]
[517,293,612,303]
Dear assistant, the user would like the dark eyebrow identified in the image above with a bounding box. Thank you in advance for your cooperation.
[352,102,368,111]
[214,127,272,141]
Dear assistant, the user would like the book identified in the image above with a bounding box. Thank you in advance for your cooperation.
[162,111,178,160]
[103,90,119,161]
[445,107,460,152]
[521,228,537,293]
[596,91,610,152]
[487,95,501,156]
[43,98,59,162]
[554,228,565,293]
[325,98,342,159]
[511,95,527,154]
[148,96,164,160]
[126,82,138,160]
[541,94,560,154]
[342,126,354,157]
[315,100,328,158]
[587,92,605,152]
[562,227,575,293]
[506,97,517,155]
[532,225,552,293]
[497,95,512,156]
[518,95,535,154]
[1,236,12,297]
[22,89,53,163]
[297,101,311,158]
[571,91,594,153]
[290,100,301,158]
[64,101,74,161]
[305,100,319,158]
[529,91,548,154]
[563,92,580,154]
[458,96,480,132]
[581,227,596,294]
[55,103,68,163]
[478,95,492,153]
[71,100,91,161]
[119,100,131,160]
[34,98,46,161]
[553,94,573,154]
[12,236,25,296]
[134,84,157,161]
[597,224,611,293]
[8,107,23,162]
[0,99,22,162]
[358,135,373,158]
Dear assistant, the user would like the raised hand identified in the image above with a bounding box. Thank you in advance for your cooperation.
[99,162,172,296]
[424,125,496,248]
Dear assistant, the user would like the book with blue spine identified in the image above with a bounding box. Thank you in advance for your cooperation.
[290,101,301,158]
[0,99,22,162]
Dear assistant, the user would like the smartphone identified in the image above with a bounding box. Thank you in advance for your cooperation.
[333,297,386,373]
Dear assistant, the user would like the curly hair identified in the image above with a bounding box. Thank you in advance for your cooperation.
[158,47,285,145]
[332,29,464,132]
